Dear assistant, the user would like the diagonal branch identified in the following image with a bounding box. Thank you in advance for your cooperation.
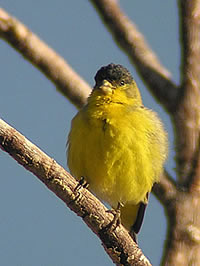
[90,0,178,112]
[153,170,177,215]
[0,8,91,108]
[153,170,178,246]
[0,118,151,266]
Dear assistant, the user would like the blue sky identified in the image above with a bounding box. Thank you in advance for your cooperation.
[0,1,179,265]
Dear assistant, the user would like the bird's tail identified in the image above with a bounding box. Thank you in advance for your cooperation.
[120,200,148,242]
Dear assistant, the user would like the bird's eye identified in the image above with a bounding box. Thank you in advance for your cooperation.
[120,80,125,86]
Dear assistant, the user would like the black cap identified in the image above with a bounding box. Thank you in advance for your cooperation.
[94,63,133,85]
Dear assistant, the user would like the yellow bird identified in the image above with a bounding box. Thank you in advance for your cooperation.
[67,63,168,240]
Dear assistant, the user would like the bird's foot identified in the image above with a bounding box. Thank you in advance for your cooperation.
[69,177,89,205]
[106,202,124,230]
[74,176,89,192]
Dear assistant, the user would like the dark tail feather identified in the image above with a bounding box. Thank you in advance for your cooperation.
[130,193,149,241]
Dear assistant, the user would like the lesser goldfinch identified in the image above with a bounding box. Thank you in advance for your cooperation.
[67,63,168,240]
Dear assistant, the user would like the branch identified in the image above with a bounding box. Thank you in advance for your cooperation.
[175,0,200,182]
[90,0,178,112]
[0,118,151,266]
[0,8,91,108]
[179,0,200,80]
[153,170,177,204]
[153,170,177,216]
[188,137,200,194]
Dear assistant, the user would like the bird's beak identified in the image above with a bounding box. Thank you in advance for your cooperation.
[96,80,113,95]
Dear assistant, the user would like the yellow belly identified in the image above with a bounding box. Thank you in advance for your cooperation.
[67,105,165,209]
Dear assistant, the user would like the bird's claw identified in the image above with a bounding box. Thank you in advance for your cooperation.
[74,176,89,192]
[106,202,124,230]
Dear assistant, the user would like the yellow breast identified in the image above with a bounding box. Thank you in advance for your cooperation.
[67,98,167,208]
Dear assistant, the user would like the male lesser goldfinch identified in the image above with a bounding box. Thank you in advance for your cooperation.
[67,63,168,240]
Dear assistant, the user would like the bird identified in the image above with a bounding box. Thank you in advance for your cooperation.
[67,63,168,241]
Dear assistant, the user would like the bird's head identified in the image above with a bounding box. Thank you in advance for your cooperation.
[89,63,142,106]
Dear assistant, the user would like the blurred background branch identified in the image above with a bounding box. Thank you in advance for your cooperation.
[0,8,91,108]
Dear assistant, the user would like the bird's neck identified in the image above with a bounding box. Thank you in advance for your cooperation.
[86,91,140,121]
